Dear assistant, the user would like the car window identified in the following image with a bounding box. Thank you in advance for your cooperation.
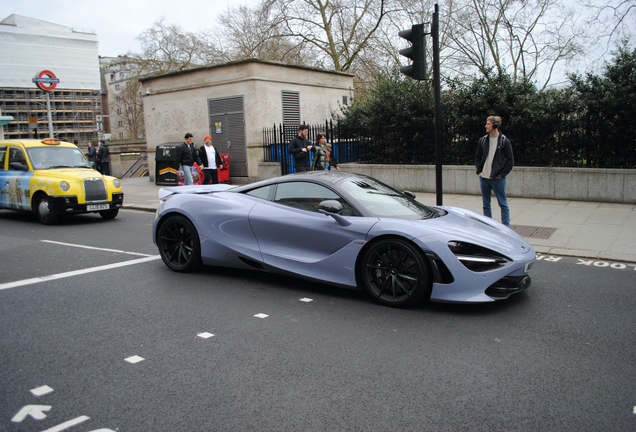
[245,185,272,200]
[0,146,6,170]
[274,181,357,216]
[341,178,433,220]
[8,147,27,167]
[27,146,91,170]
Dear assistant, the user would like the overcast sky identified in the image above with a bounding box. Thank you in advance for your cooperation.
[1,0,257,57]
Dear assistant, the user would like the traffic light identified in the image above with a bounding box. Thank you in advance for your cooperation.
[398,24,426,80]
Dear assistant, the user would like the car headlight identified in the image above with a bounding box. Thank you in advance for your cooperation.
[448,241,511,272]
[113,179,121,189]
[59,181,70,192]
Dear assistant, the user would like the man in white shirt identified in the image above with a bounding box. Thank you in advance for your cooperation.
[198,135,222,184]
[475,116,514,226]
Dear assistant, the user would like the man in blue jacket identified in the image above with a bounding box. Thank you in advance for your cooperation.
[475,116,514,226]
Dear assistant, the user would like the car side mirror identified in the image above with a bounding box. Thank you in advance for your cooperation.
[318,199,351,227]
[319,200,342,214]
[9,162,28,171]
[403,190,416,199]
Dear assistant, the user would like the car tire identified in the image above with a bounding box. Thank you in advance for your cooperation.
[157,215,202,272]
[36,195,59,225]
[99,208,119,219]
[361,238,431,308]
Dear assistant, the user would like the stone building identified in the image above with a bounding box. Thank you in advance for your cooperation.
[140,59,354,183]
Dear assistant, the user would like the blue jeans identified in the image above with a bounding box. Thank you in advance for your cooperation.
[480,176,510,226]
[182,165,193,185]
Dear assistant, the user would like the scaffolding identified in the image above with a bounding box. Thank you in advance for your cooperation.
[0,87,102,143]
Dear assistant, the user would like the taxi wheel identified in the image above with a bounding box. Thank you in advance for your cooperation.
[99,208,119,219]
[36,195,59,225]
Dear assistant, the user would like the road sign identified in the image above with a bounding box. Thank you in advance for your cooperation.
[33,70,60,92]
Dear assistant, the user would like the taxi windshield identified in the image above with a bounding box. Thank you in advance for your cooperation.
[27,146,91,170]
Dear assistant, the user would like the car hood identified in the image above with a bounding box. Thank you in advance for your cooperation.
[33,169,110,180]
[411,206,533,256]
[158,184,234,200]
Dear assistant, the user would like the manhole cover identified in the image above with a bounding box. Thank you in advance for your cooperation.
[511,225,557,239]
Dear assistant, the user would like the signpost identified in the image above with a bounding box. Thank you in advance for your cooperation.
[32,70,60,139]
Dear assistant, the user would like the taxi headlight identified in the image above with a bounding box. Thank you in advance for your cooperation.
[113,179,121,189]
[60,181,70,192]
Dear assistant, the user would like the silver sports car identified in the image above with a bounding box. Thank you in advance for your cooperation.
[153,171,535,307]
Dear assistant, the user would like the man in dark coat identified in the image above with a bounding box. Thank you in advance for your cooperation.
[287,125,313,172]
[475,115,514,226]
[175,133,203,185]
[86,142,97,169]
[97,141,110,176]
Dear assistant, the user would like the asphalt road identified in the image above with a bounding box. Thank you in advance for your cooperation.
[1,209,635,431]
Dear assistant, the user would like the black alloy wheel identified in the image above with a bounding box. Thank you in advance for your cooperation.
[361,238,431,307]
[157,215,202,272]
[36,195,59,225]
[99,208,119,219]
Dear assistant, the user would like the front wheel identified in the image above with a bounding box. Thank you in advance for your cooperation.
[99,208,119,219]
[157,215,201,272]
[36,195,59,225]
[361,238,431,308]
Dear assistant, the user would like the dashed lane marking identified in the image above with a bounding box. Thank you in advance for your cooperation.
[41,240,155,257]
[31,385,54,397]
[0,255,161,291]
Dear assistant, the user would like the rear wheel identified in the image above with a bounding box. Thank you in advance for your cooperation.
[36,195,59,225]
[99,208,119,219]
[157,215,201,272]
[361,238,430,308]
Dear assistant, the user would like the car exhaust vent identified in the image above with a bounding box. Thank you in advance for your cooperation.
[83,178,108,202]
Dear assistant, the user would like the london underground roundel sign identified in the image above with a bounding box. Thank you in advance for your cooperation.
[33,70,60,91]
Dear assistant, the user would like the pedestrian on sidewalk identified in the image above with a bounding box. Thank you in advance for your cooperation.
[475,115,514,226]
[288,125,313,172]
[199,135,222,184]
[86,141,97,169]
[97,140,110,176]
[176,133,203,185]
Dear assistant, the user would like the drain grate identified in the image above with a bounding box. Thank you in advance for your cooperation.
[511,225,557,239]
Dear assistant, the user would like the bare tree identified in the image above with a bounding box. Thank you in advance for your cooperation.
[581,0,635,57]
[113,79,145,140]
[262,0,400,72]
[442,0,586,89]
[131,18,220,74]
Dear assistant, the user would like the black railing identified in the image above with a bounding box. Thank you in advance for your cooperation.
[263,118,636,174]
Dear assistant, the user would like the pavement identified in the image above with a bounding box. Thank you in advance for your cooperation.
[121,177,636,264]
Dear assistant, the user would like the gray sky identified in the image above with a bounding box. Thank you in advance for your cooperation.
[1,0,257,57]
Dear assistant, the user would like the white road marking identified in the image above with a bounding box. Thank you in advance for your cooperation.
[0,255,161,291]
[125,355,145,364]
[40,415,90,432]
[11,405,51,422]
[254,313,269,319]
[41,240,154,257]
[299,298,313,302]
[30,385,54,396]
[197,332,214,338]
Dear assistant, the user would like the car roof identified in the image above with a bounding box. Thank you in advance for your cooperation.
[0,139,79,149]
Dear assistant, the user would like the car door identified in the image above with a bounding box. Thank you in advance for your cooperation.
[0,145,33,211]
[248,181,378,287]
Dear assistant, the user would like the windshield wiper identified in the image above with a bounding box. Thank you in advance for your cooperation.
[47,165,74,169]
[366,191,403,197]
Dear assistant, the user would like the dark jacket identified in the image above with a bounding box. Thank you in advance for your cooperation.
[310,144,338,170]
[97,144,110,163]
[288,135,311,167]
[198,144,222,169]
[176,142,202,167]
[475,133,514,179]
[86,146,97,163]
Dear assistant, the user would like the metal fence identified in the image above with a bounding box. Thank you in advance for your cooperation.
[263,117,636,175]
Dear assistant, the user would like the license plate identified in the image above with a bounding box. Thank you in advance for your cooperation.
[524,261,534,272]
[87,203,110,211]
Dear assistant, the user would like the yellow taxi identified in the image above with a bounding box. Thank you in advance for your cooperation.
[0,138,123,224]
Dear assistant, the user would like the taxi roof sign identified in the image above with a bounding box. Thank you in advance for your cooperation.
[42,139,61,145]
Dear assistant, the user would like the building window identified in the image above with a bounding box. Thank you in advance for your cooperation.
[120,72,125,79]
[282,91,300,126]
[119,132,124,139]
[117,108,121,115]
[116,96,121,103]
[342,95,348,105]
[110,73,114,80]
[115,84,120,91]
[118,121,123,127]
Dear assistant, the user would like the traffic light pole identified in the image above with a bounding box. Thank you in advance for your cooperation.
[432,4,443,206]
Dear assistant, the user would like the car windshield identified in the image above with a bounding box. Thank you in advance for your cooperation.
[27,146,91,170]
[341,177,435,220]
